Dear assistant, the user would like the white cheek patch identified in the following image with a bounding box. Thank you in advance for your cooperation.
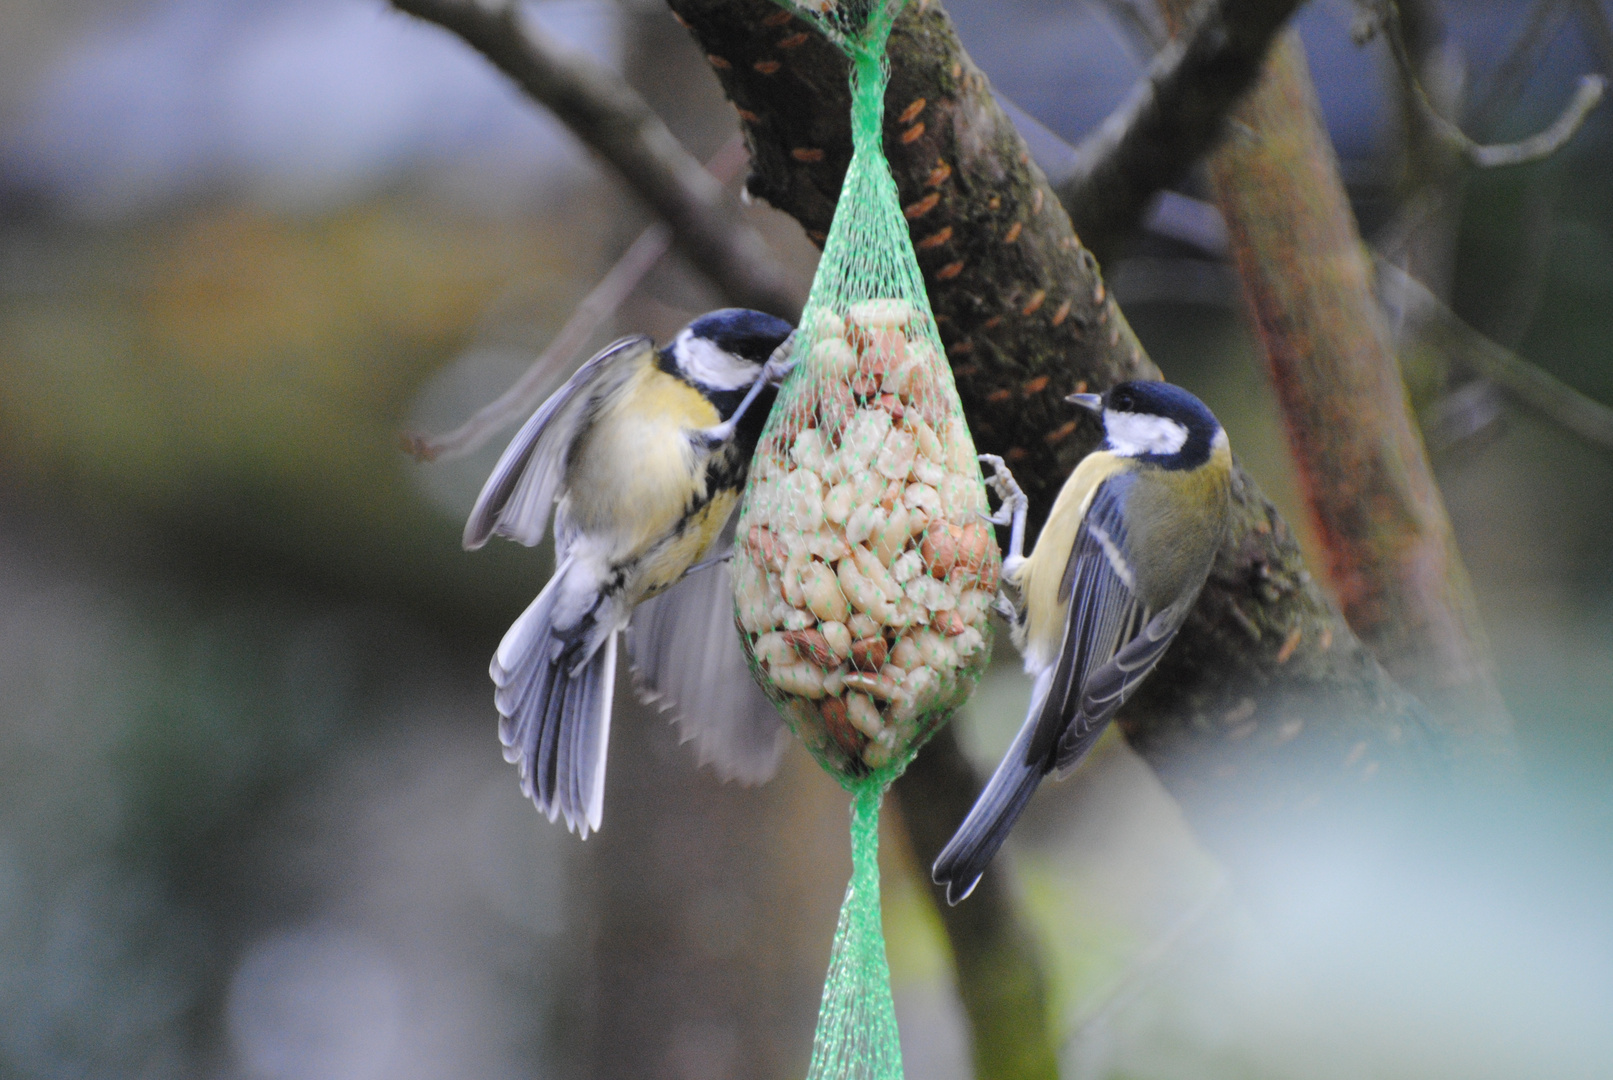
[672,330,763,391]
[1104,410,1189,457]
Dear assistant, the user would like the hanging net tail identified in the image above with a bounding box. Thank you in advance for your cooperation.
[806,779,904,1080]
[736,5,996,1074]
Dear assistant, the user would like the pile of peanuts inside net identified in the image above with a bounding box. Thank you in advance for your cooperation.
[735,299,1001,778]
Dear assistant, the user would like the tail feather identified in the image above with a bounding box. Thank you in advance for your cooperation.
[578,637,615,830]
[493,575,617,838]
[931,717,1047,905]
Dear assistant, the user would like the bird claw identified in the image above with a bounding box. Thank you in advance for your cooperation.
[977,453,1029,567]
[979,508,1014,527]
[977,453,1026,506]
[762,331,799,384]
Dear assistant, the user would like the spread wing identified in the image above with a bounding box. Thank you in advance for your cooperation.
[463,336,653,550]
[624,513,788,784]
[1024,475,1190,776]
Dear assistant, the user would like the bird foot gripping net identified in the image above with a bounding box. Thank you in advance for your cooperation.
[730,2,1001,1076]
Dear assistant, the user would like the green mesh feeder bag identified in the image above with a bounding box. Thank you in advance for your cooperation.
[729,3,1000,1078]
[732,0,1000,786]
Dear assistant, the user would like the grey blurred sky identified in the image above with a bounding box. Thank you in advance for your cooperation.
[2,0,1602,220]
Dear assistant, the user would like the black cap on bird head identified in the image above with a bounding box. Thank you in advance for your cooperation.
[1066,380,1222,469]
[688,308,793,360]
[665,308,795,394]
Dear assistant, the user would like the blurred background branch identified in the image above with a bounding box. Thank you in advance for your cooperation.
[1370,0,1606,169]
[391,0,801,318]
[403,136,749,462]
[1164,6,1511,740]
[897,728,1062,1080]
[1379,256,1613,448]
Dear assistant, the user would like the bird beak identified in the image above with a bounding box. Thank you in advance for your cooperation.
[1065,392,1103,414]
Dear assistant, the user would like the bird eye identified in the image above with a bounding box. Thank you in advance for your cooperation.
[1112,390,1132,411]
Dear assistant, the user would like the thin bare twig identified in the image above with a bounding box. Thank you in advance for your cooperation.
[1467,0,1569,133]
[1090,0,1168,58]
[402,224,669,463]
[1375,0,1605,168]
[391,0,799,318]
[1377,258,1613,449]
[1065,181,1613,452]
[403,138,751,463]
[1572,0,1613,75]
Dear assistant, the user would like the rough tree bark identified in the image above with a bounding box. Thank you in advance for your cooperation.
[1180,21,1510,745]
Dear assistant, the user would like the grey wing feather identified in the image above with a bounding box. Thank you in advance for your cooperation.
[1025,477,1149,770]
[464,336,653,550]
[1052,605,1188,776]
[624,521,787,785]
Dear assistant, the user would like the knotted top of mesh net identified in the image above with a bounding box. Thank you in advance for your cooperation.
[784,0,902,59]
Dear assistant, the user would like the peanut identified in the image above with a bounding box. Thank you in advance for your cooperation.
[800,560,848,623]
[820,620,852,659]
[784,628,836,668]
[920,523,959,578]
[820,696,864,756]
[846,692,884,739]
[849,636,888,672]
[853,545,903,603]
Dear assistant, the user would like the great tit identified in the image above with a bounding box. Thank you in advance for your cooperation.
[933,380,1232,903]
[465,309,798,837]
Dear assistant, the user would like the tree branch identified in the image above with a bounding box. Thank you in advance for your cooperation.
[897,728,1060,1080]
[403,222,670,462]
[1378,256,1613,449]
[1179,19,1509,741]
[1054,0,1305,262]
[1374,0,1605,168]
[390,0,801,318]
[1468,0,1571,131]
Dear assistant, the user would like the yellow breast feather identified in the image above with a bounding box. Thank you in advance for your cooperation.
[634,487,740,599]
[566,364,719,557]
